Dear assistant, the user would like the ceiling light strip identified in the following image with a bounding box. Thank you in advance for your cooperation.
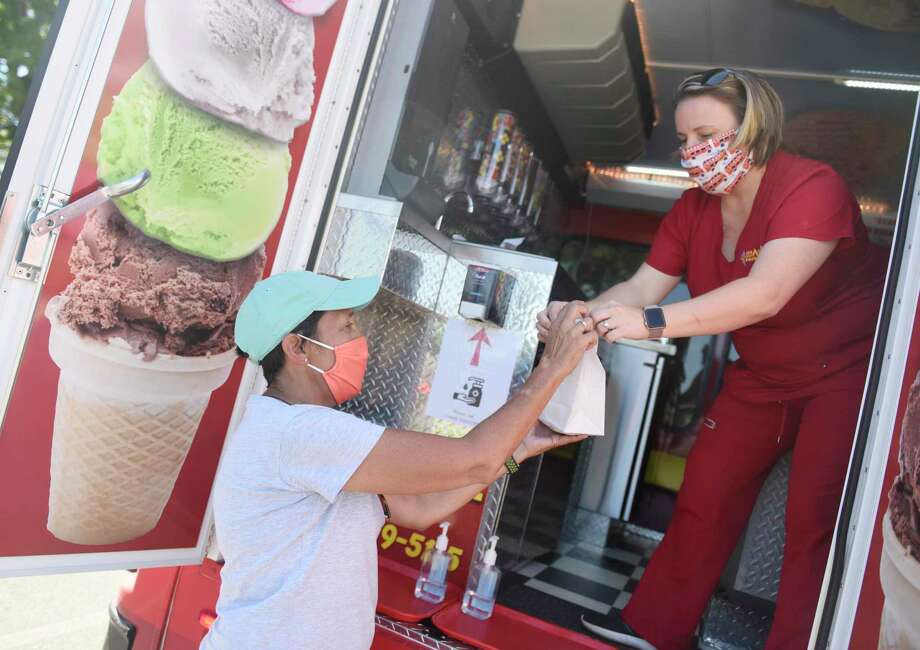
[624,165,689,178]
[648,61,920,91]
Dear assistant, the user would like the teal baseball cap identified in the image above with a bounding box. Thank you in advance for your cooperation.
[235,271,380,362]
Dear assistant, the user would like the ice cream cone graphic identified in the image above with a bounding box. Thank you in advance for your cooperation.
[46,296,238,544]
[879,372,920,648]
[879,513,920,649]
[43,203,265,545]
[42,0,318,545]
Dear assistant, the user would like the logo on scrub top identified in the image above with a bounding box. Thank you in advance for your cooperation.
[740,247,760,265]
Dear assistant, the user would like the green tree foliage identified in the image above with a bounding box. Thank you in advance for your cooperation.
[0,0,59,171]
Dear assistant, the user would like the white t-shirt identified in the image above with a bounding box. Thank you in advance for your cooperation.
[201,395,385,650]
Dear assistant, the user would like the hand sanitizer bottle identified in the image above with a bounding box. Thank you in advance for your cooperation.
[462,535,502,620]
[414,522,451,604]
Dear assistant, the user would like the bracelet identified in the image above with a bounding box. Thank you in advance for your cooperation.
[505,456,520,475]
[377,494,391,520]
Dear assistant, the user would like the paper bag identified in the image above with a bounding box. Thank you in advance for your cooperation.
[539,350,606,436]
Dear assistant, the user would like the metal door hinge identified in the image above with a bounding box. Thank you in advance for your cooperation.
[7,170,149,283]
[8,184,69,283]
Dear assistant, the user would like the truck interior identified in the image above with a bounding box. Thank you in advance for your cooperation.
[322,1,919,648]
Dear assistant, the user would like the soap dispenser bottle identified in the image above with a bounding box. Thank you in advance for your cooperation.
[414,522,451,603]
[461,535,502,620]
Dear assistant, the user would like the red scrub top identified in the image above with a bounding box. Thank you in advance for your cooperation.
[647,150,886,402]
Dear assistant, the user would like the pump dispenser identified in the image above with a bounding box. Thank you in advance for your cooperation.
[414,522,451,603]
[462,535,502,619]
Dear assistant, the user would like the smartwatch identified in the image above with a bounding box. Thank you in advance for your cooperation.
[642,305,666,338]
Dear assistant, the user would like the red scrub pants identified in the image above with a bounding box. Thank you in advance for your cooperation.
[622,386,862,650]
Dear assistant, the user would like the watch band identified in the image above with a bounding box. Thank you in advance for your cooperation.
[642,305,666,339]
[505,456,520,475]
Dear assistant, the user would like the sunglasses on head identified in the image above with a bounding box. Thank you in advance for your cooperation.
[685,67,739,89]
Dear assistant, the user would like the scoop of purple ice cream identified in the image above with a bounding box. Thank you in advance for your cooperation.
[889,371,920,559]
[58,202,265,360]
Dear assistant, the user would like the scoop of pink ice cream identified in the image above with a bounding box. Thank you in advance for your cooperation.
[58,202,265,359]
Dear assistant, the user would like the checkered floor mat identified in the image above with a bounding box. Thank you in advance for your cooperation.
[515,540,652,614]
[495,531,657,636]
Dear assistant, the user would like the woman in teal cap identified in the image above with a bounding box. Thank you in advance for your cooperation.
[201,270,596,650]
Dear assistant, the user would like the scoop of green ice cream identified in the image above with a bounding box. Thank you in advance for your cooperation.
[97,61,291,261]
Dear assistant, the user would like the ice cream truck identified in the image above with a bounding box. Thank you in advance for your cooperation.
[0,1,918,649]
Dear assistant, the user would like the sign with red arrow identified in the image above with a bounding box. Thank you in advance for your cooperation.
[426,319,522,427]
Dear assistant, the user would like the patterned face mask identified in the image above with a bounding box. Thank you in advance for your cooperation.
[680,129,753,195]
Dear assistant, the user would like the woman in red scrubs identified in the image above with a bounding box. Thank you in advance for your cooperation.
[537,68,886,650]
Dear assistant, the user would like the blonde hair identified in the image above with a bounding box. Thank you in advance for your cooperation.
[675,69,784,167]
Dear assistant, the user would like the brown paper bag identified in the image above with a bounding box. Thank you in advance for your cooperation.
[539,350,606,436]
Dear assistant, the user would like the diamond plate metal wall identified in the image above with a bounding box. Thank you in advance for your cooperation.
[382,247,424,302]
[699,452,791,649]
[389,227,451,311]
[343,223,555,444]
[734,453,790,601]
[316,194,403,281]
[342,288,441,429]
[700,595,773,650]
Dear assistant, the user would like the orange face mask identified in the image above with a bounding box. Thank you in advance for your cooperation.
[298,334,369,404]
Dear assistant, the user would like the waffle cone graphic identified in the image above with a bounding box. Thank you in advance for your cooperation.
[45,296,236,545]
[879,514,920,649]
